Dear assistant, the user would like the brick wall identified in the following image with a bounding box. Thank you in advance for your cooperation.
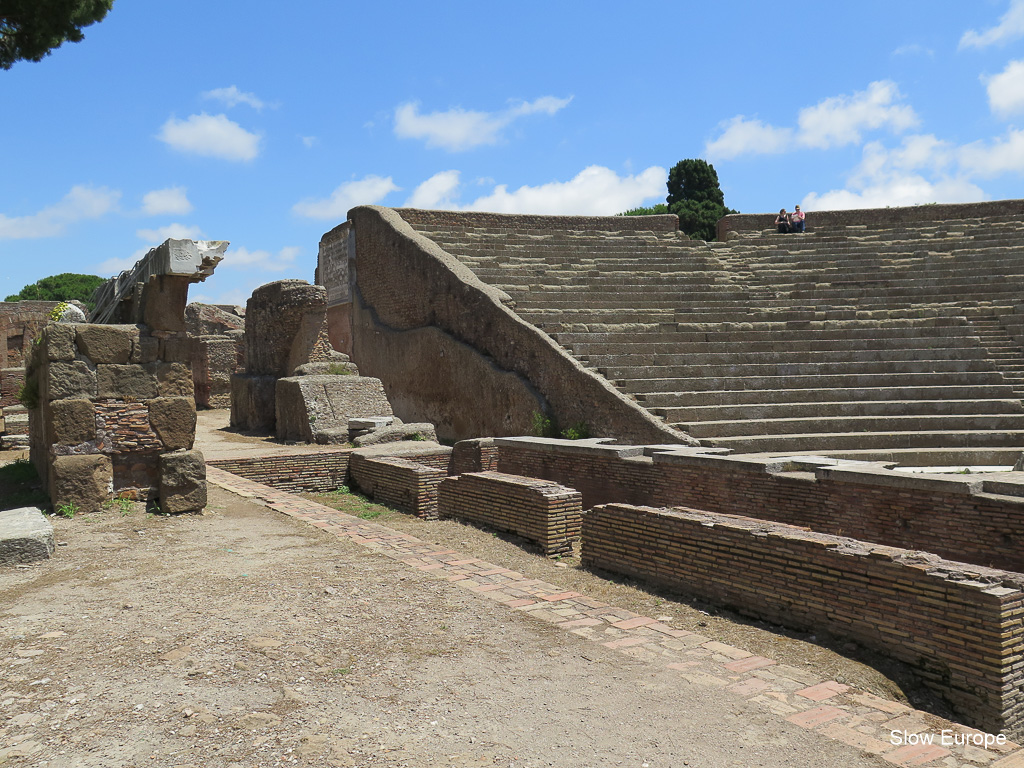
[1,367,25,409]
[208,451,351,493]
[349,454,445,518]
[495,438,1024,572]
[438,471,582,555]
[582,502,1024,739]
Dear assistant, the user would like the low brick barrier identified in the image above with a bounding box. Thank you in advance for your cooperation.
[439,471,582,555]
[582,502,1024,739]
[349,454,445,518]
[495,438,1024,573]
[208,451,350,493]
[449,438,498,475]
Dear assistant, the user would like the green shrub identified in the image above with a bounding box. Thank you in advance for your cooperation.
[17,377,39,410]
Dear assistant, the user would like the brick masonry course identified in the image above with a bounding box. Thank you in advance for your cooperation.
[581,502,1024,739]
[349,454,445,518]
[438,471,582,555]
[495,438,1024,573]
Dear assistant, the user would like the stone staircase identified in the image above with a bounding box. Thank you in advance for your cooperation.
[407,213,1024,460]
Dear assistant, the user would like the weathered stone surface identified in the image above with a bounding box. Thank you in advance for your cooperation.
[146,362,194,397]
[293,360,358,376]
[0,507,55,565]
[51,454,112,514]
[45,361,98,401]
[57,304,87,322]
[97,364,159,400]
[131,333,160,364]
[46,398,96,445]
[159,449,207,514]
[45,323,77,362]
[185,303,244,336]
[275,375,393,442]
[148,397,196,450]
[244,281,332,377]
[353,422,437,447]
[230,374,277,432]
[76,325,136,364]
[159,332,194,364]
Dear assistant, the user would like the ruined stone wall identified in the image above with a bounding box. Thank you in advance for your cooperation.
[349,454,445,518]
[0,301,67,369]
[395,208,679,233]
[344,206,690,445]
[718,198,1024,240]
[439,471,582,555]
[25,323,203,512]
[583,502,1024,739]
[494,438,1024,572]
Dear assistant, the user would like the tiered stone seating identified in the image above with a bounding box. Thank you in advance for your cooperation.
[409,213,1024,460]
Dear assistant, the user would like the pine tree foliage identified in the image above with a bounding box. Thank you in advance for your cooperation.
[1,0,114,70]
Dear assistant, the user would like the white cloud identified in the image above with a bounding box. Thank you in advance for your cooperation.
[892,43,934,57]
[0,185,120,240]
[141,187,193,216]
[394,95,572,152]
[405,170,462,209]
[292,175,400,219]
[300,135,318,148]
[796,81,918,149]
[222,245,300,272]
[802,137,984,211]
[984,59,1024,117]
[136,223,204,244]
[705,81,918,159]
[202,85,266,110]
[463,165,666,215]
[958,128,1024,177]
[960,0,1024,49]
[705,117,795,161]
[158,113,261,161]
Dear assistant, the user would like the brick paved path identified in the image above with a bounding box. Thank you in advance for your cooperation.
[208,465,1024,768]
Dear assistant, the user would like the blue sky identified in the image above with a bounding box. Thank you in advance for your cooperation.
[3,1,1024,305]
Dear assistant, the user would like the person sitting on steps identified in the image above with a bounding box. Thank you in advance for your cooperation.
[775,208,791,233]
[791,204,806,233]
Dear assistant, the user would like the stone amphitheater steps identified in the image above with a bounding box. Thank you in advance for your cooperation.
[676,413,1024,439]
[652,398,1024,423]
[636,384,1018,408]
[408,214,1024,455]
[708,429,1024,453]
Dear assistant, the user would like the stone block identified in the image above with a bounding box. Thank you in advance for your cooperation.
[97,364,160,400]
[159,332,194,364]
[45,323,77,362]
[147,397,196,450]
[275,375,393,443]
[46,398,96,445]
[0,507,55,565]
[353,422,437,447]
[45,361,98,400]
[159,449,207,514]
[146,362,194,397]
[51,454,112,514]
[230,374,277,432]
[75,325,136,364]
[131,333,160,364]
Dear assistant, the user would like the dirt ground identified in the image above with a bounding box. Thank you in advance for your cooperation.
[0,415,918,767]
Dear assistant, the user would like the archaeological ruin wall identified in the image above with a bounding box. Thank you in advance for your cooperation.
[20,239,226,514]
[326,206,690,445]
[583,502,1024,739]
[494,438,1024,572]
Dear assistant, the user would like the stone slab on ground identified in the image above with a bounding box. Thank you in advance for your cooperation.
[0,507,54,565]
